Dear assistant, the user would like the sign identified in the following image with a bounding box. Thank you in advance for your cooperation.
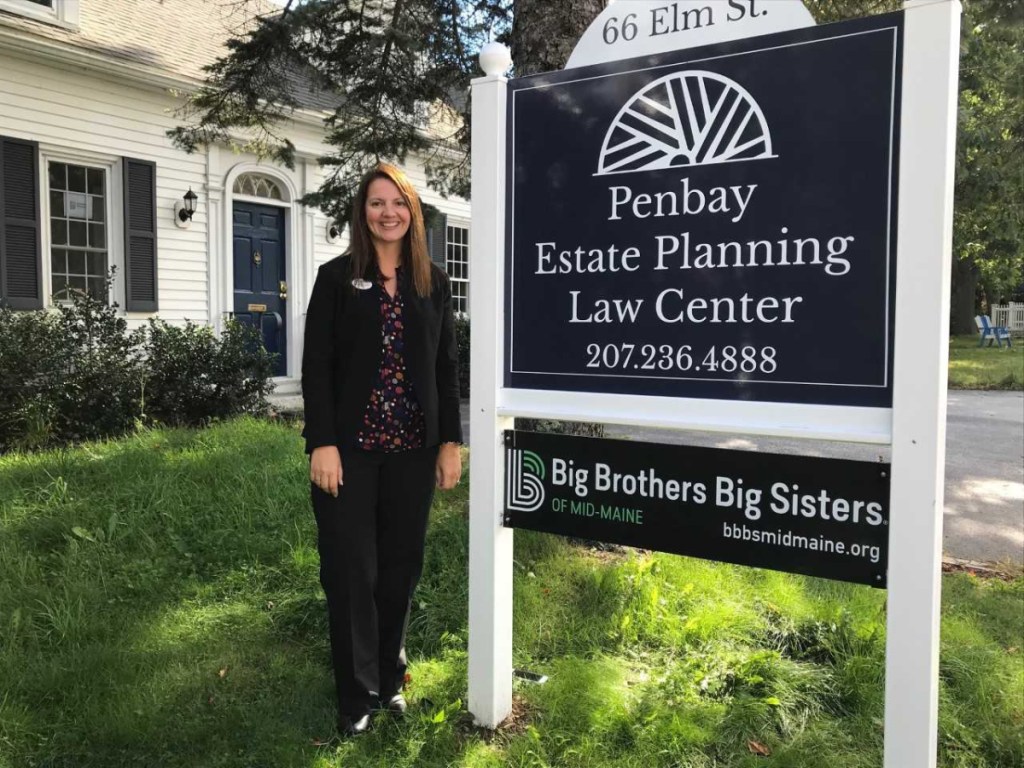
[64,192,90,220]
[565,0,816,69]
[503,430,889,587]
[471,6,961,761]
[506,14,902,408]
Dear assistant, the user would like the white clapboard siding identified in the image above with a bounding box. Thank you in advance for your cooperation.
[1,44,472,378]
[0,49,210,324]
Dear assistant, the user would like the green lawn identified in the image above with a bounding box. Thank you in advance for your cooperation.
[1,419,1021,767]
[949,334,1023,390]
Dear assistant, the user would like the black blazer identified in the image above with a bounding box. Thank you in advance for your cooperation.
[301,254,463,454]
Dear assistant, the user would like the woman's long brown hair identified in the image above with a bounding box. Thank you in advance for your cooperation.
[348,163,432,297]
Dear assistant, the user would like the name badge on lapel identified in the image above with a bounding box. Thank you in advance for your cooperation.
[351,279,373,290]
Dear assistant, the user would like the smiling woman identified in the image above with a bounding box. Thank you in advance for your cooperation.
[365,178,411,250]
[300,163,464,736]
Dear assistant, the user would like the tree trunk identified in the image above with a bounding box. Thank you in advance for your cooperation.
[949,256,979,335]
[511,0,605,76]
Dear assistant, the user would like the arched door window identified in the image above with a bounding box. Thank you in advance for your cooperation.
[233,173,284,200]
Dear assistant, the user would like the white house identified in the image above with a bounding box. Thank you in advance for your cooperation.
[0,0,472,391]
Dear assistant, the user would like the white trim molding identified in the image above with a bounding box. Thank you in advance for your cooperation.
[220,162,305,382]
[0,0,79,30]
[37,146,123,309]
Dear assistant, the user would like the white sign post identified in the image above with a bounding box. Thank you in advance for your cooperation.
[467,42,515,729]
[886,2,961,765]
[468,3,961,765]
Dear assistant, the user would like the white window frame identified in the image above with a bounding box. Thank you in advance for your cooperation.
[0,0,80,29]
[39,147,123,308]
[446,218,470,317]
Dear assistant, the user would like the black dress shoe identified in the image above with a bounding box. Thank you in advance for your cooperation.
[377,693,408,715]
[337,712,372,737]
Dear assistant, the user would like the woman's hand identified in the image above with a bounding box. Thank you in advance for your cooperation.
[310,445,343,497]
[435,443,462,490]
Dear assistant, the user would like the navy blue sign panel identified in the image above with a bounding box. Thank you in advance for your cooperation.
[504,431,890,587]
[505,13,902,407]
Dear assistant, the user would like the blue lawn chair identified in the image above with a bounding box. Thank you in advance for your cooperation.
[975,315,1013,347]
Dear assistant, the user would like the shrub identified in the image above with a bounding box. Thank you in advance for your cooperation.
[0,279,276,452]
[0,304,66,451]
[142,318,276,427]
[50,286,146,443]
[0,284,143,452]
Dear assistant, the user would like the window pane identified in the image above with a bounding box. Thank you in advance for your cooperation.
[88,277,106,298]
[67,165,87,193]
[50,190,64,216]
[52,277,68,301]
[51,218,67,245]
[87,252,105,275]
[48,162,65,189]
[88,223,105,249]
[87,168,105,196]
[88,196,104,222]
[51,249,67,273]
[68,250,86,275]
[68,220,87,246]
[235,173,283,200]
[68,275,87,294]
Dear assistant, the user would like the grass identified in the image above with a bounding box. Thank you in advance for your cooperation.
[1,418,1021,767]
[948,334,1023,390]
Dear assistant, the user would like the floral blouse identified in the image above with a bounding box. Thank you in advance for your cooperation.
[356,269,426,452]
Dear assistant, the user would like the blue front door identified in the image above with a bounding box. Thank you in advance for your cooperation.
[233,203,287,376]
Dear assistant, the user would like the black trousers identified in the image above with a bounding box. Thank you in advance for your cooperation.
[311,445,438,717]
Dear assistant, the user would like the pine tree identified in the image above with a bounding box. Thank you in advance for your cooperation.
[173,1,1021,330]
[170,0,513,220]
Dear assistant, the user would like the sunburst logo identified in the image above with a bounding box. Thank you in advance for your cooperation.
[506,450,546,513]
[597,70,775,175]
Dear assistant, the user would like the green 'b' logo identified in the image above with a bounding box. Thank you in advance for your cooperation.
[507,450,545,512]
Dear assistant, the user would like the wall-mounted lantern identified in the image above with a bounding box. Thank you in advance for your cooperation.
[326,219,343,244]
[173,187,198,229]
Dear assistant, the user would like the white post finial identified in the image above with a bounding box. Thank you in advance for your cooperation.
[479,42,512,77]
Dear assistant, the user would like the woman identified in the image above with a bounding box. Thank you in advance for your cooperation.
[301,163,463,736]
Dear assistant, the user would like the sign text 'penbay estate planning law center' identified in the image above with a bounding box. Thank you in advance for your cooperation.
[506,14,903,408]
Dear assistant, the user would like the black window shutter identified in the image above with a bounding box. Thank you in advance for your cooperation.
[0,136,42,309]
[123,158,158,312]
[427,211,447,270]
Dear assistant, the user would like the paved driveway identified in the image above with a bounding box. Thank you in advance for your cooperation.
[459,390,1023,564]
[943,391,1023,563]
